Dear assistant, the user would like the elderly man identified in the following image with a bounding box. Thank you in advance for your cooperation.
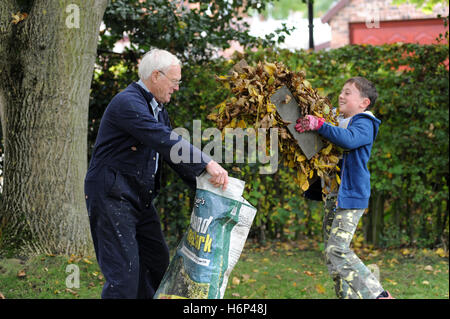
[84,49,228,299]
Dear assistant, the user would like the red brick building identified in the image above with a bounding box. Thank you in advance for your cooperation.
[321,0,449,48]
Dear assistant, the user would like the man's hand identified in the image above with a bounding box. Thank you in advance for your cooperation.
[295,115,325,133]
[205,160,229,191]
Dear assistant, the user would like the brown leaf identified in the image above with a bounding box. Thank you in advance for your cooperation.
[17,269,26,278]
[315,284,326,294]
[303,270,314,277]
[284,94,291,104]
[11,11,28,25]
[65,288,79,296]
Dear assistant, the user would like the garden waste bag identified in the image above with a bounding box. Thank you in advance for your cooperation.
[154,172,257,299]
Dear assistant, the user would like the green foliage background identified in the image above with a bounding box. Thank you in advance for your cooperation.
[89,41,449,250]
[1,0,447,253]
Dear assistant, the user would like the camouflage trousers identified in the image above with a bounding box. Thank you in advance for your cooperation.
[323,197,384,299]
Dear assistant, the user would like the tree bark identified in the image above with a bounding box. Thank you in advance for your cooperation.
[365,192,385,246]
[0,0,107,256]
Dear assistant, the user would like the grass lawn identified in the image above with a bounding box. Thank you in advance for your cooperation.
[0,240,448,299]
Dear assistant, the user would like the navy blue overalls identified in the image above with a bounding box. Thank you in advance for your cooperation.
[85,82,209,298]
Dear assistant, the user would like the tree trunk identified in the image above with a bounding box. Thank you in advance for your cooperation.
[0,0,107,256]
[365,192,385,246]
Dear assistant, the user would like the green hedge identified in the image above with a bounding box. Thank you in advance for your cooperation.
[88,43,449,249]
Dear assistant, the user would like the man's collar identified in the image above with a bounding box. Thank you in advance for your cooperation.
[134,80,164,111]
[137,79,150,93]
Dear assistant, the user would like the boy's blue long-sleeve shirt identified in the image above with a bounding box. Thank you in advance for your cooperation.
[317,111,381,209]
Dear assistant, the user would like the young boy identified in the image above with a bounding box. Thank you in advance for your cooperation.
[295,77,393,299]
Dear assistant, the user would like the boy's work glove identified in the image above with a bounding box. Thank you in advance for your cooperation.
[295,115,326,133]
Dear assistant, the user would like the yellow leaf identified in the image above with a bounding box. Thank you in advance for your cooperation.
[386,278,398,285]
[232,277,240,285]
[435,248,447,257]
[232,166,241,173]
[11,11,28,25]
[248,85,258,97]
[230,118,237,128]
[401,248,410,255]
[83,258,93,264]
[263,62,277,76]
[303,80,312,89]
[296,154,306,162]
[266,103,276,113]
[315,284,326,294]
[313,111,323,117]
[336,174,341,185]
[321,143,333,155]
[237,119,247,128]
[329,155,339,164]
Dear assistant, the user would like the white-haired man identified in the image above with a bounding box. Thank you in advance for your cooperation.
[84,49,228,299]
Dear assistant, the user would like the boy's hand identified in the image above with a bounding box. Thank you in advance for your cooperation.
[295,115,325,133]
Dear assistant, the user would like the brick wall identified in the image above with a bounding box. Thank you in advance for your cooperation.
[328,0,449,48]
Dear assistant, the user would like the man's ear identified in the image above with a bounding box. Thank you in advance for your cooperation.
[150,70,160,83]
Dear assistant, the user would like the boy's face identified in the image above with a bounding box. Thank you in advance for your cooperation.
[338,82,370,118]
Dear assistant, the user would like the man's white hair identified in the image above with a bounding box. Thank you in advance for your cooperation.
[138,49,181,81]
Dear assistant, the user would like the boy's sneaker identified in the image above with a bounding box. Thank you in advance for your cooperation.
[376,290,395,299]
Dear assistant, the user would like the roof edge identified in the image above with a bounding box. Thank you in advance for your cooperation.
[321,0,350,24]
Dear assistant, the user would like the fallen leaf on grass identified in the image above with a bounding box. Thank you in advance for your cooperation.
[83,258,93,264]
[424,265,433,272]
[232,277,240,285]
[422,280,430,285]
[385,278,398,286]
[0,292,5,299]
[303,270,314,277]
[435,248,447,258]
[232,292,240,297]
[388,258,399,265]
[315,284,326,294]
[17,269,26,278]
[65,288,79,296]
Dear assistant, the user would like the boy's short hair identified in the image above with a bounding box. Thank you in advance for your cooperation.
[345,77,378,110]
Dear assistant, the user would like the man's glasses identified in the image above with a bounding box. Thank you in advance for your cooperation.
[159,70,182,86]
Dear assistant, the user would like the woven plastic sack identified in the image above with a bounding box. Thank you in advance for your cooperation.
[154,172,257,299]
